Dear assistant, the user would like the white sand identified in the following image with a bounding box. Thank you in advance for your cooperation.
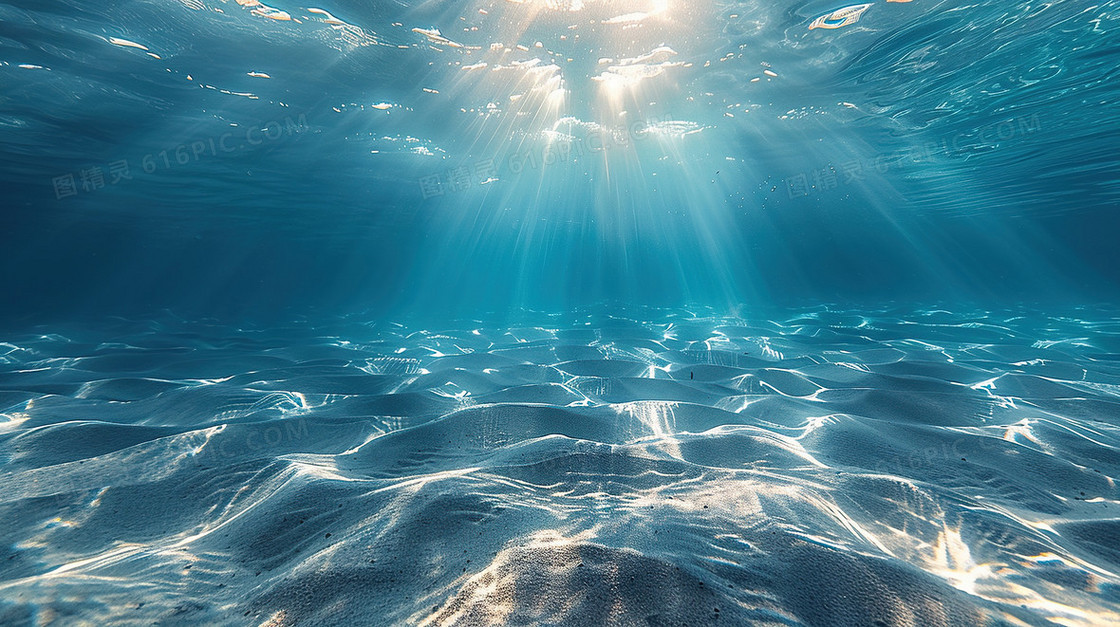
[1,307,1119,625]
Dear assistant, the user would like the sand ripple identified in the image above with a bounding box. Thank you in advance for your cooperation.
[1,307,1119,625]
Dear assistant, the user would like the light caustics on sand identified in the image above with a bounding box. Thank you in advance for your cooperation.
[2,308,1120,625]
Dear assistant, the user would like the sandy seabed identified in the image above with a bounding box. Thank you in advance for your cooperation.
[1,307,1119,626]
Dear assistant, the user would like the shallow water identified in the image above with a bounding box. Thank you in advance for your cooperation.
[2,1,1120,625]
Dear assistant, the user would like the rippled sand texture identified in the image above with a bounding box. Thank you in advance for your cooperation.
[2,308,1119,626]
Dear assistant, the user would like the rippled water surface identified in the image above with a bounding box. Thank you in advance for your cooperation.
[2,0,1119,313]
[2,0,1120,625]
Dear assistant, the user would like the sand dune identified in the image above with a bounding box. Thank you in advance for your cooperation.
[1,307,1119,625]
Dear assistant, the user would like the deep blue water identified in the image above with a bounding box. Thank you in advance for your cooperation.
[3,2,1120,625]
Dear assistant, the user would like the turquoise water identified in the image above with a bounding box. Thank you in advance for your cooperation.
[1,0,1118,319]
[2,1,1120,625]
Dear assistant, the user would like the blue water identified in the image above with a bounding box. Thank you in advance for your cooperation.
[2,1,1120,625]
[1,0,1118,321]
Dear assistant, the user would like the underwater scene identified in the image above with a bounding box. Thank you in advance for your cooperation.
[2,0,1120,625]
